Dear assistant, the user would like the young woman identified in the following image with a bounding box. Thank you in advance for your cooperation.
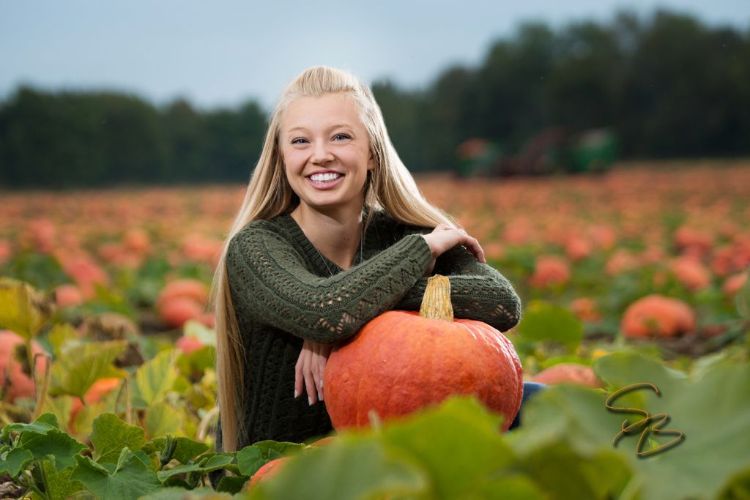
[210,66,529,454]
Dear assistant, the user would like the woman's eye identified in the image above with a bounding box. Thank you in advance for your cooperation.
[291,138,308,145]
[333,133,351,141]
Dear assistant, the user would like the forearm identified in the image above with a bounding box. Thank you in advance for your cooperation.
[227,230,433,343]
[393,243,522,331]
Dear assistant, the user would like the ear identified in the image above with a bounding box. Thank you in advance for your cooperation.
[367,151,376,171]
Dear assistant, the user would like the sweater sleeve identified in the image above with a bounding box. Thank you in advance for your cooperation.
[393,228,523,332]
[225,224,433,344]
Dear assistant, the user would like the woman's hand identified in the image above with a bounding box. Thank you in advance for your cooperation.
[295,339,332,405]
[422,223,486,274]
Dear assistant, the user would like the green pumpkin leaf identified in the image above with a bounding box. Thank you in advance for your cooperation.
[380,396,516,499]
[1,412,59,442]
[156,453,233,481]
[718,466,750,500]
[132,349,178,407]
[90,413,146,464]
[143,436,209,465]
[465,474,546,500]
[144,402,183,439]
[19,427,86,470]
[250,438,428,500]
[0,448,33,477]
[37,456,87,500]
[46,323,80,358]
[0,278,46,340]
[512,352,750,500]
[71,448,161,500]
[139,487,233,499]
[236,440,305,476]
[516,300,583,351]
[517,440,632,499]
[48,340,127,399]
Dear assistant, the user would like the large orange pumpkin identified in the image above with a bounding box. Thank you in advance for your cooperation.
[323,275,523,432]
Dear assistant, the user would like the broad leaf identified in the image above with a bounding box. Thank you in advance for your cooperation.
[46,323,80,358]
[249,438,428,500]
[516,300,583,351]
[133,349,178,407]
[19,427,86,470]
[90,413,146,464]
[379,396,516,499]
[37,456,86,500]
[0,448,33,477]
[49,340,127,398]
[72,448,161,500]
[139,487,233,499]
[511,352,750,500]
[0,278,46,340]
[143,436,209,464]
[156,453,233,481]
[144,402,183,439]
[1,412,59,442]
[236,441,305,476]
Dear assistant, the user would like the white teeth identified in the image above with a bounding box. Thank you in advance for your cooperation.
[309,172,342,182]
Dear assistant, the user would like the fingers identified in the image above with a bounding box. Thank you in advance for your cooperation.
[424,224,487,263]
[296,340,332,406]
[303,353,317,406]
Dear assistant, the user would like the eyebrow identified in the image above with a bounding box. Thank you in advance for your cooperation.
[287,123,354,134]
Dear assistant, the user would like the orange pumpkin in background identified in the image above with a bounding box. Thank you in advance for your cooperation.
[621,294,695,338]
[532,363,603,388]
[323,275,523,432]
[245,457,291,490]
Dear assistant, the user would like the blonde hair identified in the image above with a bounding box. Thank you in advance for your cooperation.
[210,66,453,451]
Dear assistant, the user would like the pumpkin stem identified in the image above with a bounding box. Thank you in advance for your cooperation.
[419,275,454,321]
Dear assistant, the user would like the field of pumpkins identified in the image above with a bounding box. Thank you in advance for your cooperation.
[1,161,750,499]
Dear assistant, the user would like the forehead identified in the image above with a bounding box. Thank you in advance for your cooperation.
[281,93,364,132]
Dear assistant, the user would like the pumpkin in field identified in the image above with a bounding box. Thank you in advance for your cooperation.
[532,363,602,388]
[245,457,291,490]
[323,275,523,432]
[621,294,695,339]
[156,279,209,328]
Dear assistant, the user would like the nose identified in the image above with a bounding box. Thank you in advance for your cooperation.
[311,140,334,165]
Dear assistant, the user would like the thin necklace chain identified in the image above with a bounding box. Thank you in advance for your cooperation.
[315,226,364,277]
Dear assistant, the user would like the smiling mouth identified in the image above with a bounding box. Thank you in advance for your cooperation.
[308,172,343,183]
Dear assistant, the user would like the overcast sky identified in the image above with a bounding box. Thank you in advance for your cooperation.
[2,1,748,111]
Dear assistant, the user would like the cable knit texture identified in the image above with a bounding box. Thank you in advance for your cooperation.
[216,208,522,452]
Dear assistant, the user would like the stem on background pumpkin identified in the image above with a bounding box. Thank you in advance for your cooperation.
[419,275,454,322]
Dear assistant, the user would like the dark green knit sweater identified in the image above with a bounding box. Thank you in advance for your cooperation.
[218,209,522,451]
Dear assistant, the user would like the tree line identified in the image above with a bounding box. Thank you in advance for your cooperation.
[1,9,749,188]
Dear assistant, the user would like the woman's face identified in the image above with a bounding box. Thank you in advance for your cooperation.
[279,93,375,217]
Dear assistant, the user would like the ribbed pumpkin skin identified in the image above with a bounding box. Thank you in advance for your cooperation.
[323,310,523,431]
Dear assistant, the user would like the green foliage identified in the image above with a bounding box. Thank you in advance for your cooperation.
[90,413,146,464]
[72,449,162,499]
[48,341,127,399]
[132,349,178,408]
[516,300,584,353]
[0,278,46,340]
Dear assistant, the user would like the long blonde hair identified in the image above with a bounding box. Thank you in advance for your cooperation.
[210,65,453,451]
